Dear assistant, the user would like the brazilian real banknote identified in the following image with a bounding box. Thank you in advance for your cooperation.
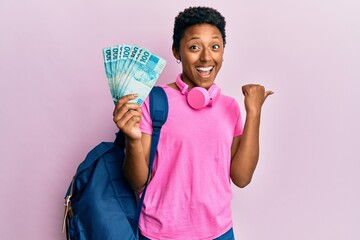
[102,44,167,105]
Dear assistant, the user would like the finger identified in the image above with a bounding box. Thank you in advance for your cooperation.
[114,110,142,129]
[113,105,142,124]
[114,116,141,131]
[242,84,263,94]
[113,94,138,116]
[113,103,140,118]
[115,115,142,132]
[113,94,139,116]
[264,90,274,101]
[242,85,248,95]
[113,101,141,118]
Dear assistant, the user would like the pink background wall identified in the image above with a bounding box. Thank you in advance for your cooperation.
[1,0,359,239]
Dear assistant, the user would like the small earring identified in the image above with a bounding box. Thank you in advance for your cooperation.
[176,59,181,64]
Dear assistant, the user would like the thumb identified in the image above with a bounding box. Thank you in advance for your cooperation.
[264,90,274,101]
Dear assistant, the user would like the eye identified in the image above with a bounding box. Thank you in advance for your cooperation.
[212,44,220,50]
[189,45,200,51]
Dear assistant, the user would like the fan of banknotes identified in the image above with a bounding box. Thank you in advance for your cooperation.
[102,45,167,105]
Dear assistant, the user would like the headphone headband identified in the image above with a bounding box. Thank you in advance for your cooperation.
[175,74,188,95]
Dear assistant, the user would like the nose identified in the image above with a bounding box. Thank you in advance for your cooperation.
[200,48,211,62]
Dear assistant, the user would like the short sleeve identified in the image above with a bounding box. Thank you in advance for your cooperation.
[139,96,152,135]
[232,99,243,136]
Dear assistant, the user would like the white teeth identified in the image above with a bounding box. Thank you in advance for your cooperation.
[196,66,213,71]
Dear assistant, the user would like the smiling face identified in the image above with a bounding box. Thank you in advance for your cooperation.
[173,23,224,90]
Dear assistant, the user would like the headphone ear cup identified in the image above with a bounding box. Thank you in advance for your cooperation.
[187,87,210,109]
[208,85,221,107]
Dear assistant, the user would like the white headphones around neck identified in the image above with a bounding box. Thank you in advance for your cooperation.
[175,74,221,110]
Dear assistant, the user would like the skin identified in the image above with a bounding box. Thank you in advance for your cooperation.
[113,23,273,191]
[171,24,224,90]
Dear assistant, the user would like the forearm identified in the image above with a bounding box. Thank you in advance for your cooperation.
[123,138,149,192]
[231,112,261,188]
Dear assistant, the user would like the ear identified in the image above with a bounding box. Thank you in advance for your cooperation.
[172,47,180,61]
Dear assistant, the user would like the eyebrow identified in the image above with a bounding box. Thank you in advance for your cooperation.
[188,36,221,41]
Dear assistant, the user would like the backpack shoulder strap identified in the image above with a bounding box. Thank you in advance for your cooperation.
[149,86,169,130]
[135,86,168,235]
[148,86,168,171]
[65,142,113,197]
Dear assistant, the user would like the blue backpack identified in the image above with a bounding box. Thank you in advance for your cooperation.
[63,87,168,240]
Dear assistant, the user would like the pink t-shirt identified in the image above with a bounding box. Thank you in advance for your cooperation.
[139,85,243,240]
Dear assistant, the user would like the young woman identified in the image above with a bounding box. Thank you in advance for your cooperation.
[113,6,273,240]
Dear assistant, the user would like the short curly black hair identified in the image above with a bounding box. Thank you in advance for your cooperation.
[172,6,226,51]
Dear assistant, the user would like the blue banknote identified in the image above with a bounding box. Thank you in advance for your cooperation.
[122,49,167,106]
[102,47,115,101]
[119,45,140,97]
[116,44,131,101]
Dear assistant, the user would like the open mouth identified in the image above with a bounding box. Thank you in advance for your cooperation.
[196,66,214,76]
